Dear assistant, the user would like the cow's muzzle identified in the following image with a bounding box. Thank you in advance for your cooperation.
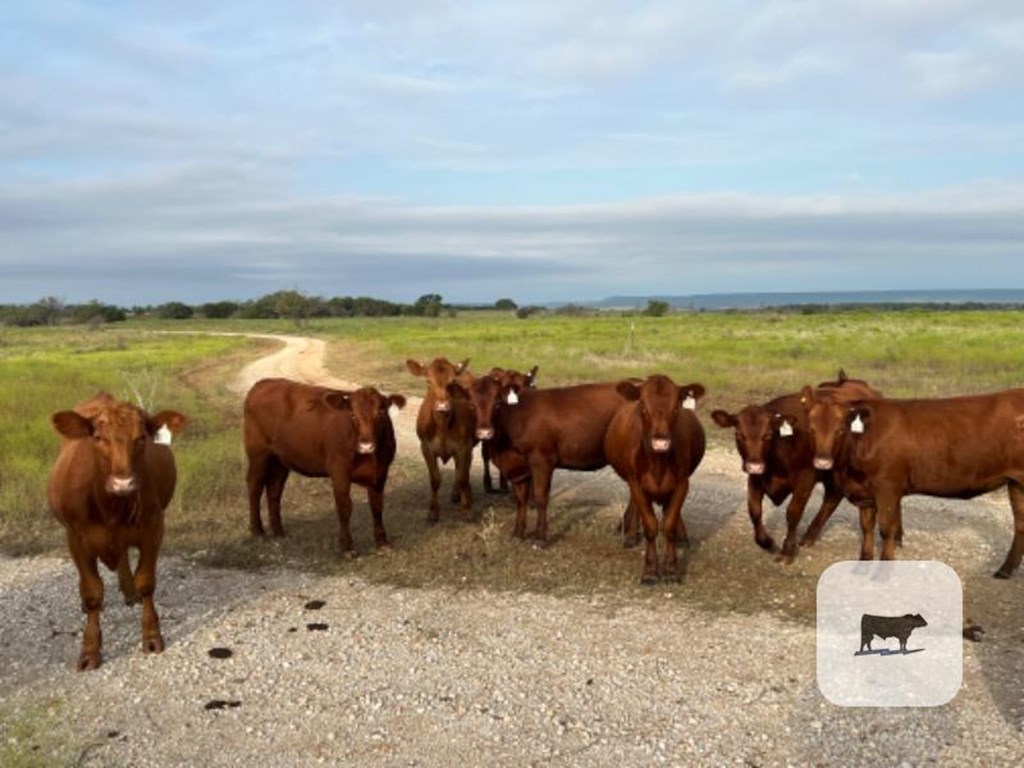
[106,476,138,496]
[433,401,451,413]
[813,457,834,471]
[476,428,494,440]
[358,442,376,455]
[744,461,765,475]
[650,438,672,453]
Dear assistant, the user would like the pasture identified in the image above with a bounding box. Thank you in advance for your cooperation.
[4,308,1024,611]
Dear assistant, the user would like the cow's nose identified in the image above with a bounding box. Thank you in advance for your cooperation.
[813,457,834,471]
[650,438,672,452]
[358,442,376,454]
[106,476,137,495]
[434,401,450,413]
[744,461,765,475]
[476,428,494,440]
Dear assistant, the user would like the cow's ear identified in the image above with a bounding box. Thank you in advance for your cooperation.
[526,365,539,386]
[679,383,705,407]
[710,410,736,429]
[406,359,425,377]
[147,411,187,436]
[323,391,352,411]
[52,411,92,438]
[848,406,870,434]
[799,385,815,409]
[616,381,641,401]
[387,394,407,410]
[455,358,470,375]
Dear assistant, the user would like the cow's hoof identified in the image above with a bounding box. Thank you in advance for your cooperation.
[993,570,1011,580]
[143,635,165,654]
[756,536,776,552]
[375,544,392,556]
[622,534,641,549]
[77,653,102,671]
[662,572,681,584]
[122,593,141,607]
[250,529,266,538]
[341,549,359,560]
[639,574,658,586]
[426,515,439,526]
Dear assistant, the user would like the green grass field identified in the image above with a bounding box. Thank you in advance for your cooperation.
[3,308,1024,598]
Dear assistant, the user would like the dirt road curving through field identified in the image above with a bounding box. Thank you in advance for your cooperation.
[1,333,1021,767]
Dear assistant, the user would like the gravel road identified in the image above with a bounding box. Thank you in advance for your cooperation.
[1,335,1021,767]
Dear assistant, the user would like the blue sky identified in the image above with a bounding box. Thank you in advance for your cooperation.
[3,1,1024,305]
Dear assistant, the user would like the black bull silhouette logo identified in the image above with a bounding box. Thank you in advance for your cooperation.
[857,613,928,655]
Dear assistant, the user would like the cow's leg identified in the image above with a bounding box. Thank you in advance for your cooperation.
[265,458,289,537]
[421,443,442,523]
[454,444,474,520]
[778,475,815,564]
[800,476,844,547]
[995,481,1024,578]
[245,451,270,536]
[510,478,531,539]
[482,443,496,494]
[68,532,104,670]
[876,491,902,561]
[746,479,774,551]
[116,549,140,606]
[660,480,691,582]
[367,480,389,551]
[134,530,164,655]
[631,486,660,584]
[528,460,556,543]
[331,471,356,557]
[858,503,876,561]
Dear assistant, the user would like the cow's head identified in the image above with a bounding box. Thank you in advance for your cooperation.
[406,357,469,414]
[617,375,704,454]
[488,365,539,405]
[324,387,406,454]
[51,398,187,496]
[906,613,928,628]
[711,404,793,475]
[802,385,870,470]
[447,374,501,441]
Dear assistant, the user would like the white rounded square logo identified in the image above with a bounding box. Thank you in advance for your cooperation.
[816,561,963,707]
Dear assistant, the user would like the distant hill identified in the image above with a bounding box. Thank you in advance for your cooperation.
[591,289,1024,310]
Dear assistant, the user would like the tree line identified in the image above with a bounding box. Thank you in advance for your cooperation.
[0,292,529,328]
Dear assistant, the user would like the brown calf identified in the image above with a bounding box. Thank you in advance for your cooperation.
[47,392,186,670]
[605,375,706,583]
[802,386,1024,578]
[243,379,405,555]
[406,357,475,521]
[710,373,881,563]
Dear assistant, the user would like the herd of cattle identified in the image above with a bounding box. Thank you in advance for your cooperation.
[45,357,1024,669]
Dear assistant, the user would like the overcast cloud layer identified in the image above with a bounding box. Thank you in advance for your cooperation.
[3,1,1024,305]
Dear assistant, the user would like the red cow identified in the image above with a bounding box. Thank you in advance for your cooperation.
[406,357,475,521]
[243,379,405,555]
[47,392,186,670]
[459,375,633,543]
[710,372,881,563]
[802,385,1024,577]
[482,366,538,494]
[604,375,706,583]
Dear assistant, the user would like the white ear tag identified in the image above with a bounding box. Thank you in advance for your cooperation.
[154,424,172,446]
[851,414,865,434]
[506,390,519,405]
[682,395,696,410]
[779,420,794,437]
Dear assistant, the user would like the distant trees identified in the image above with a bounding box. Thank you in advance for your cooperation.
[157,301,194,320]
[643,299,670,317]
[494,298,517,311]
[199,300,238,319]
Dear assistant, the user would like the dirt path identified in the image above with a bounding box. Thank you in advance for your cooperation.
[1,334,1021,767]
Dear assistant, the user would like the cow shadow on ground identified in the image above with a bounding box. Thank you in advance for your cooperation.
[853,648,925,656]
